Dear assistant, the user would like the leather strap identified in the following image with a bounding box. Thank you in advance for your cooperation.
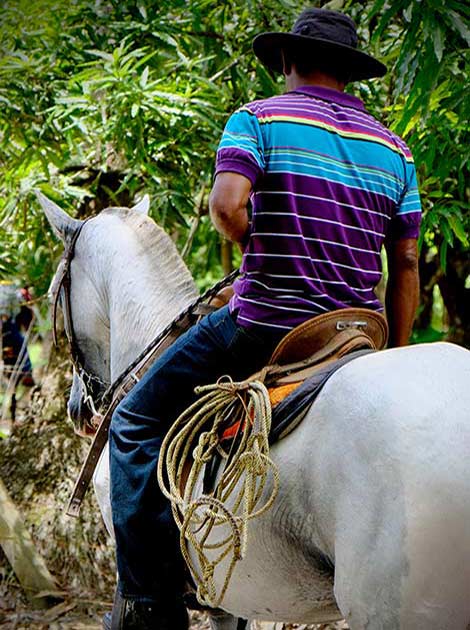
[193,303,219,317]
[66,310,199,517]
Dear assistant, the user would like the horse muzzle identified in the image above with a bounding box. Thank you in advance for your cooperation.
[68,369,96,437]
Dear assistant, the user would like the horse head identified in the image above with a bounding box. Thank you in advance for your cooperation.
[37,191,151,435]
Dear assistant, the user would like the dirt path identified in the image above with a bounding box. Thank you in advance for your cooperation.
[0,578,348,629]
[0,602,347,630]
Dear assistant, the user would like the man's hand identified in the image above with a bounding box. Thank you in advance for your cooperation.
[209,172,252,251]
[385,238,420,347]
[209,285,235,309]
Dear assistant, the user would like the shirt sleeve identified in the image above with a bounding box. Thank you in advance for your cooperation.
[390,161,422,240]
[215,107,265,187]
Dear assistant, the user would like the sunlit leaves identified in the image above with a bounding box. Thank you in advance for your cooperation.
[0,0,468,299]
[357,0,469,270]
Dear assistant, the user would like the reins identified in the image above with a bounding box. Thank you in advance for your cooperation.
[97,267,240,412]
[50,218,108,409]
[51,215,240,515]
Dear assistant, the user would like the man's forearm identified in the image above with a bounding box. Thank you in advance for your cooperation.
[385,268,420,347]
[209,172,253,252]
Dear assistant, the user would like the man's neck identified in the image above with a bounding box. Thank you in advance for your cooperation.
[285,71,345,93]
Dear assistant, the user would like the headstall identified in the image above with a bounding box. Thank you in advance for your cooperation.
[52,217,240,422]
[50,218,108,416]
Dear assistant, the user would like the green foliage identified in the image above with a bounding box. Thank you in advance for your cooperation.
[362,0,470,266]
[0,0,468,299]
[0,0,295,294]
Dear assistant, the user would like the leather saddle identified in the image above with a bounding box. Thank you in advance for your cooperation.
[258,307,388,388]
[218,307,388,444]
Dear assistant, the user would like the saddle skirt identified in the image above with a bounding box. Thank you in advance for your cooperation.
[220,307,388,445]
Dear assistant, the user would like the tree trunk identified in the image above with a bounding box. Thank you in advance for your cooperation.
[415,244,440,331]
[221,239,234,275]
[0,478,57,607]
[438,245,470,347]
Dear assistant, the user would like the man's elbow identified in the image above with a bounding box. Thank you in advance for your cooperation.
[209,193,234,226]
[396,251,419,273]
[209,190,243,234]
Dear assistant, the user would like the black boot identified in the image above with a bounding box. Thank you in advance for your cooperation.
[102,588,189,630]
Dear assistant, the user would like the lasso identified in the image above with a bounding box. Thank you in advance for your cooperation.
[157,377,280,608]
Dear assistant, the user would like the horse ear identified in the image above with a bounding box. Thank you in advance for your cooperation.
[35,191,83,243]
[132,194,150,215]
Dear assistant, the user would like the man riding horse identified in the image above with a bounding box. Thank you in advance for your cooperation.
[106,8,421,629]
[0,282,34,389]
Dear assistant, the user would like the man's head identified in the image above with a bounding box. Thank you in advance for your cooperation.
[280,42,351,91]
[253,8,386,86]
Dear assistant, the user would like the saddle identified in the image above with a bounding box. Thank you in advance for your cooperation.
[218,307,388,443]
[251,307,387,416]
[270,307,387,366]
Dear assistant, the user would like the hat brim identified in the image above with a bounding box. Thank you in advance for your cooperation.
[253,32,386,81]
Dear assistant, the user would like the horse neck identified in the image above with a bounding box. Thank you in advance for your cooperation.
[92,213,198,380]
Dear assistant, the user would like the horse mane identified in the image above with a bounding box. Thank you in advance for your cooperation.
[99,207,198,304]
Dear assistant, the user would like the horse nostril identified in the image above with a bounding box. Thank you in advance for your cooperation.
[67,395,93,429]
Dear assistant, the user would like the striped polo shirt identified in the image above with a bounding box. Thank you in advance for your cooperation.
[215,85,422,332]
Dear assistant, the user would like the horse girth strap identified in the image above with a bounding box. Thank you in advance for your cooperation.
[67,306,218,517]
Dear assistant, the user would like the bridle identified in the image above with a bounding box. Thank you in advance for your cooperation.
[50,218,109,417]
[51,218,241,426]
[52,218,240,516]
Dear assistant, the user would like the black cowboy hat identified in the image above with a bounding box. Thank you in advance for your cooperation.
[253,8,386,82]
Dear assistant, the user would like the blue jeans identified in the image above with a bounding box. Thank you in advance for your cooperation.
[109,306,283,602]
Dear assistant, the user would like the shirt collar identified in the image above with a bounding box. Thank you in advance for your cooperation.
[289,85,366,111]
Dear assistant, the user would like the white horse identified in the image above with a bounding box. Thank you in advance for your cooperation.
[38,193,470,630]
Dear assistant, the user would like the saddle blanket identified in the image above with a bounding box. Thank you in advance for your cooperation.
[269,349,373,443]
[221,349,373,446]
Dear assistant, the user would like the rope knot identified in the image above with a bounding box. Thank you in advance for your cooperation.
[193,430,219,462]
[215,375,252,395]
[203,563,215,582]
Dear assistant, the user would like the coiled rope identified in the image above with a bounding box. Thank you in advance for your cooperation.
[157,377,280,608]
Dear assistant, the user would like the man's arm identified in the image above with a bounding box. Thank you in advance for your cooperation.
[209,172,252,252]
[385,238,420,347]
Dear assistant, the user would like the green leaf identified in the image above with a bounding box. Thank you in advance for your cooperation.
[140,66,149,88]
[448,10,470,46]
[138,3,147,21]
[432,25,444,63]
[448,215,470,247]
[440,219,454,246]
[84,49,114,62]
